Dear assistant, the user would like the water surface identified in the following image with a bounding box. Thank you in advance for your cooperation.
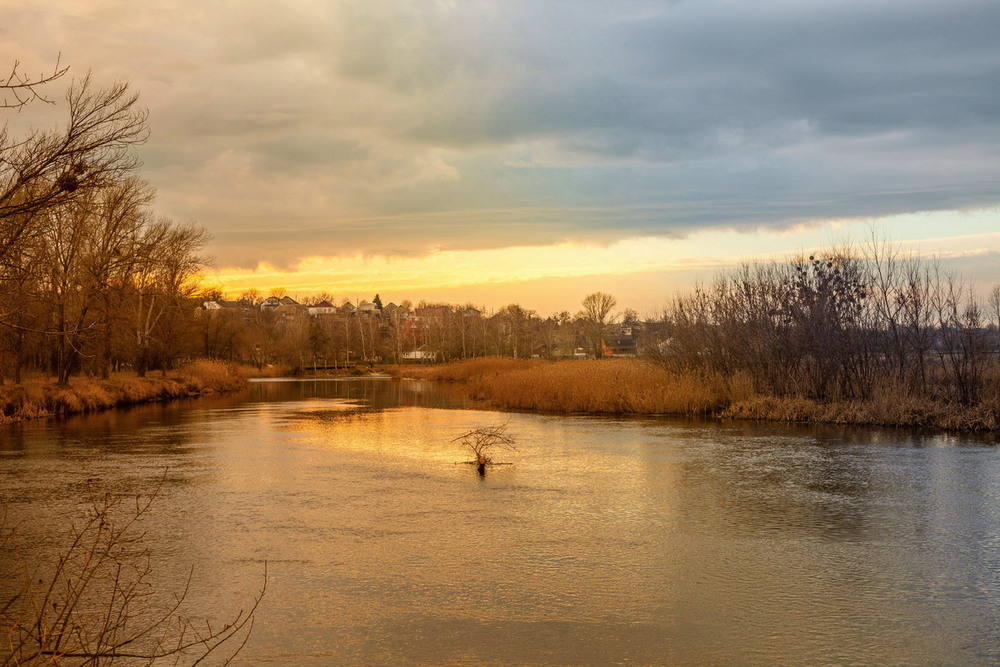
[1,378,998,665]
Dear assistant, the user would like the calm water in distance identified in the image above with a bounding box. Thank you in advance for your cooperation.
[2,378,999,665]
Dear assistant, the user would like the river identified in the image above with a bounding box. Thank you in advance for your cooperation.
[1,378,998,665]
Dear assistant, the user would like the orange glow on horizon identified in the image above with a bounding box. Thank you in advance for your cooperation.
[203,213,1000,314]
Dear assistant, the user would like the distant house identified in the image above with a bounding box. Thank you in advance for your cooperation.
[199,300,256,320]
[401,350,436,362]
[273,303,305,320]
[307,300,337,317]
[606,331,638,357]
[358,301,379,316]
[339,302,356,316]
[201,299,241,312]
[414,306,448,320]
[261,295,300,311]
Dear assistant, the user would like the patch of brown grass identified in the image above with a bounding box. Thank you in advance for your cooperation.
[385,357,546,382]
[176,360,251,393]
[723,380,1000,431]
[0,360,248,424]
[412,358,740,415]
[390,357,998,430]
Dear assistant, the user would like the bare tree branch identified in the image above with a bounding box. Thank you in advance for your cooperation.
[1,484,266,665]
[0,57,69,111]
[453,420,517,470]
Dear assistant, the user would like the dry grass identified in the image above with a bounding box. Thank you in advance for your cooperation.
[176,359,253,392]
[723,380,1000,431]
[391,357,999,430]
[385,357,547,382]
[398,357,747,415]
[0,360,249,425]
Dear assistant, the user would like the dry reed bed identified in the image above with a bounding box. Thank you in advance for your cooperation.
[723,393,1000,431]
[387,357,547,382]
[0,360,250,425]
[399,357,999,431]
[399,357,742,415]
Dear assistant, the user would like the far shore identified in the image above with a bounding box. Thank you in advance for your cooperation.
[4,357,997,434]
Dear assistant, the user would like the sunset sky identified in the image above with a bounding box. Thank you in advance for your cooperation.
[3,1,998,314]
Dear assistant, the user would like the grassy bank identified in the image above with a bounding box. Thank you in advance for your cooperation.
[389,357,1000,431]
[0,360,251,425]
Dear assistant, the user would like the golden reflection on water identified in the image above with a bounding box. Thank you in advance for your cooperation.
[2,378,999,665]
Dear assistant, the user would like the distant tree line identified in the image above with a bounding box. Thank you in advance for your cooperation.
[646,240,1000,407]
[193,292,634,373]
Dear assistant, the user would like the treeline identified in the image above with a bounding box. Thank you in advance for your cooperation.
[195,292,633,371]
[1,73,209,384]
[652,241,1000,409]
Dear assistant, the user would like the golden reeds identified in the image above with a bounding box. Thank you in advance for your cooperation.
[0,360,249,425]
[722,383,1000,431]
[396,357,740,415]
[386,356,546,382]
[397,357,999,430]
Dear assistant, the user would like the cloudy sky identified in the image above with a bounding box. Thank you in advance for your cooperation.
[3,0,999,313]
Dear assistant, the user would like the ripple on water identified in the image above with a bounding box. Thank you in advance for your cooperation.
[1,378,998,666]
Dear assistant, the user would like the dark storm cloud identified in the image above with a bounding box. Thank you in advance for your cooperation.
[409,0,1000,153]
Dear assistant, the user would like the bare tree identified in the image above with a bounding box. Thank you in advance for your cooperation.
[1,74,148,269]
[453,421,517,475]
[578,292,617,359]
[86,178,156,378]
[492,304,535,358]
[932,271,992,405]
[125,220,209,376]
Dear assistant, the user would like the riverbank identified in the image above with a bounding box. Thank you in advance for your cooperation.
[0,360,251,425]
[387,357,1000,432]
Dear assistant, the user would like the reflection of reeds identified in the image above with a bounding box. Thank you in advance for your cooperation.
[0,360,249,424]
[390,357,1000,430]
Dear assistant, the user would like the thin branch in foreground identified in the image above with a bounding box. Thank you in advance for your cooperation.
[0,485,266,665]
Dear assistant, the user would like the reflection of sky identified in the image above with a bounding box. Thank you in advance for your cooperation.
[4,1,999,311]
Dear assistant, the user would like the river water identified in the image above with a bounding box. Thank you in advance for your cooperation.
[1,378,999,665]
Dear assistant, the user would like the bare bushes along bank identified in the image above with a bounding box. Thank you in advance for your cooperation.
[0,360,249,424]
[392,353,1000,432]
